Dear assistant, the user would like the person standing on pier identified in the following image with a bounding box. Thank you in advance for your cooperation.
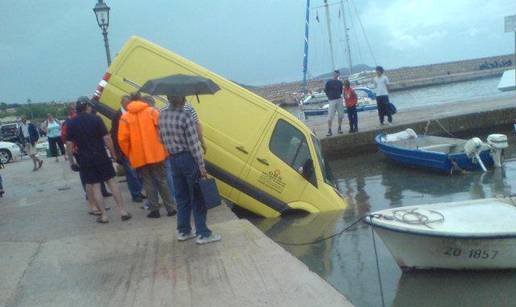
[343,80,358,133]
[159,95,221,245]
[66,97,131,223]
[42,113,66,162]
[373,66,392,126]
[324,70,345,136]
[118,93,177,219]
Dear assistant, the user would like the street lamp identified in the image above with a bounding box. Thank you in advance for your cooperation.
[93,0,112,66]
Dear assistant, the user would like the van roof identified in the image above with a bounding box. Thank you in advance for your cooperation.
[110,36,316,137]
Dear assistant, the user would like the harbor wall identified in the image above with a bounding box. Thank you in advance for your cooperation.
[321,105,516,158]
[252,54,514,104]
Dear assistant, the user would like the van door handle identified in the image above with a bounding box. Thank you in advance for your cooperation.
[235,146,248,154]
[257,158,269,166]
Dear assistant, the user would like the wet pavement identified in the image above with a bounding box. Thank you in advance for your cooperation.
[0,157,351,307]
[250,132,516,307]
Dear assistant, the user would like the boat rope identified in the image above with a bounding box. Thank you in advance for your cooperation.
[423,119,456,137]
[273,215,366,246]
[349,0,377,66]
[391,209,445,229]
[370,223,386,307]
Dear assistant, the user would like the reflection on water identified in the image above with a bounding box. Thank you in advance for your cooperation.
[249,134,516,307]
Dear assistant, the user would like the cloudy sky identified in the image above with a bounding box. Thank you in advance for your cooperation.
[1,0,515,103]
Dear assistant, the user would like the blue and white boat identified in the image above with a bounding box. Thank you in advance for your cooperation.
[302,87,378,119]
[376,129,508,174]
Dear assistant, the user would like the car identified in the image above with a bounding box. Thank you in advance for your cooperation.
[0,141,22,164]
[0,122,20,143]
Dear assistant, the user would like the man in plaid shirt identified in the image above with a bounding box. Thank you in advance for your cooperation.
[159,95,221,245]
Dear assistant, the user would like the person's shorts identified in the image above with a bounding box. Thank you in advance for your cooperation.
[327,98,345,121]
[81,163,116,185]
[24,143,37,156]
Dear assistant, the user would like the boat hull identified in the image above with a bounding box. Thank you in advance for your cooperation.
[375,135,494,173]
[372,225,516,270]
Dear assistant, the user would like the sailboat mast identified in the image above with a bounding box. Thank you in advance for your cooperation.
[340,0,353,75]
[324,0,336,71]
[302,0,311,94]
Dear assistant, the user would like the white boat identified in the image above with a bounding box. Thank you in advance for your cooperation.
[498,69,516,91]
[365,198,516,270]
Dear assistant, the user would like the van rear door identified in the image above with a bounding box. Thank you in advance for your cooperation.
[236,115,317,216]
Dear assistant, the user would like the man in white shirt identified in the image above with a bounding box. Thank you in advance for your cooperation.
[373,66,392,125]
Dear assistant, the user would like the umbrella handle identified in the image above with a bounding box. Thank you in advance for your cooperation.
[196,94,200,103]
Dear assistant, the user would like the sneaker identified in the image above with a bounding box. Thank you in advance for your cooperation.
[326,129,333,137]
[196,233,221,245]
[167,209,177,217]
[387,122,392,126]
[132,195,144,203]
[177,231,196,242]
[147,210,161,218]
[337,127,343,134]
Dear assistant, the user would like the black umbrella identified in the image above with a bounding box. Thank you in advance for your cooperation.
[139,74,220,101]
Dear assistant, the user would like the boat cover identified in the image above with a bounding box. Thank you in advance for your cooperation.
[367,198,516,238]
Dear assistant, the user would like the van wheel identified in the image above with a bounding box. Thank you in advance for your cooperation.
[0,149,11,164]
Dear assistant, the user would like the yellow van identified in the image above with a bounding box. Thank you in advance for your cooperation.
[92,36,347,217]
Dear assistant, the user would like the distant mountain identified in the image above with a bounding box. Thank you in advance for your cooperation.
[315,64,374,79]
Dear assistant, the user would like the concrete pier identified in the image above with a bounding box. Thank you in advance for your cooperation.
[313,96,516,157]
[0,159,352,307]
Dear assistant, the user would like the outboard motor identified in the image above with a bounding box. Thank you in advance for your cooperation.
[487,134,509,167]
[464,137,487,172]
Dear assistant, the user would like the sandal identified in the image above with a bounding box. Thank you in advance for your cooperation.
[88,210,102,216]
[96,216,109,224]
[121,213,132,221]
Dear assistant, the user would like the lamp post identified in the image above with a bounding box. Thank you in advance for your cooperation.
[93,0,112,66]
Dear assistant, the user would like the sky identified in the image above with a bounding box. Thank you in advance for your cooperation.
[1,0,515,103]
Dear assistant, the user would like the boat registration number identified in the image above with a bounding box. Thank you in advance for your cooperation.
[443,247,499,259]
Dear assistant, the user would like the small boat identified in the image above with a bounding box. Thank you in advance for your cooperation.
[376,129,508,174]
[365,198,516,270]
[498,69,516,92]
[302,87,378,119]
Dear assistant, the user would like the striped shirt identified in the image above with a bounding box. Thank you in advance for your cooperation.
[159,106,205,170]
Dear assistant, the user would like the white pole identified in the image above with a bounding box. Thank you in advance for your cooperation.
[324,0,336,71]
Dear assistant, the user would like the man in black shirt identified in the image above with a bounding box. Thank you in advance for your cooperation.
[66,97,131,224]
[324,70,344,136]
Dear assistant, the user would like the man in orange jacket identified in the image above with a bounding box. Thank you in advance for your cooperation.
[118,93,176,218]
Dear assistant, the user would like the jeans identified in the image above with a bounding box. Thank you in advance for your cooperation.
[347,106,358,132]
[165,157,175,198]
[121,156,143,199]
[376,95,392,124]
[169,152,211,238]
[138,161,175,212]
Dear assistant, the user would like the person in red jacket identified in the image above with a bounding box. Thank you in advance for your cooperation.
[343,80,358,133]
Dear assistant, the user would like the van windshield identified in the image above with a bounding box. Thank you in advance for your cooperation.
[311,136,335,186]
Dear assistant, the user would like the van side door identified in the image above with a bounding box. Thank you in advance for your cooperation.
[236,116,317,216]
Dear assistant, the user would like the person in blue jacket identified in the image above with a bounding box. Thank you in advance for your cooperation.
[17,116,44,171]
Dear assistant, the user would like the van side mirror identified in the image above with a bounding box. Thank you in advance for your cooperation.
[300,159,314,181]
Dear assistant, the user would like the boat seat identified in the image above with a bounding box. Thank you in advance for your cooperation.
[419,143,457,154]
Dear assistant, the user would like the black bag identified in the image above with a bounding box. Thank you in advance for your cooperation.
[388,102,397,115]
[197,178,222,209]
